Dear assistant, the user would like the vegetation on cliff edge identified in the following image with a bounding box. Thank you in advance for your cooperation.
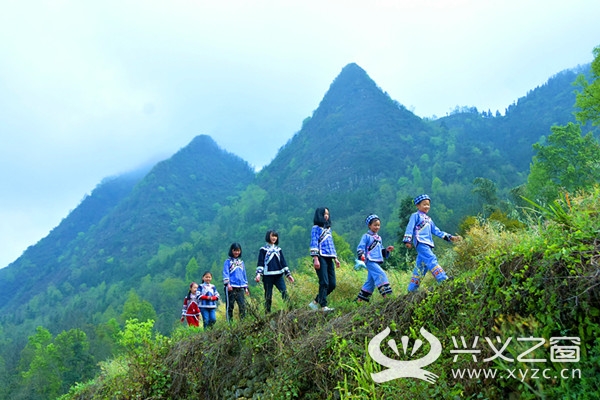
[60,188,600,399]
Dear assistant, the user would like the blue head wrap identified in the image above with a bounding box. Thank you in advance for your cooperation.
[365,214,379,227]
[414,194,431,205]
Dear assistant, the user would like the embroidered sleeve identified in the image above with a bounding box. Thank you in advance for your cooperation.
[310,226,320,256]
[356,234,368,258]
[181,298,188,316]
[430,219,450,240]
[403,213,417,243]
[276,250,290,276]
[256,248,265,275]
[223,259,230,285]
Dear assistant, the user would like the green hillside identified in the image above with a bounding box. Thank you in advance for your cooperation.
[60,189,600,399]
[0,55,598,399]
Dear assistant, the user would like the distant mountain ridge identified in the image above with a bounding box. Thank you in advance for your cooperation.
[259,63,429,194]
[0,135,254,309]
[81,135,254,262]
[440,67,587,175]
[0,62,593,399]
[1,62,590,308]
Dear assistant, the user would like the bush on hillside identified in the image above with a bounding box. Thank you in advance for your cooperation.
[61,188,600,399]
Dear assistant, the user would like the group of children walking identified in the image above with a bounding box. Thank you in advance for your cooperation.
[181,194,462,327]
[181,234,294,328]
[181,273,221,329]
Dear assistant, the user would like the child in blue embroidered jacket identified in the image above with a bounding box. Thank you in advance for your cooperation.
[356,214,394,302]
[255,230,295,313]
[197,271,220,329]
[309,207,340,311]
[223,242,249,322]
[403,194,462,291]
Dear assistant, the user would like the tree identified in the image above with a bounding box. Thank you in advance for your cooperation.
[18,327,60,399]
[575,45,600,126]
[397,195,416,242]
[55,329,94,387]
[332,231,352,263]
[185,257,200,282]
[18,326,52,373]
[20,345,61,399]
[386,195,418,272]
[472,177,498,216]
[91,318,121,361]
[527,122,600,202]
[411,165,423,191]
[121,290,157,324]
[0,355,7,400]
[431,176,444,198]
[17,327,96,399]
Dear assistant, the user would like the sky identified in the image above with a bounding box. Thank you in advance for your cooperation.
[1,0,599,269]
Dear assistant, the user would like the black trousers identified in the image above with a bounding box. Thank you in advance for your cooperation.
[262,274,288,313]
[314,256,336,307]
[225,287,246,321]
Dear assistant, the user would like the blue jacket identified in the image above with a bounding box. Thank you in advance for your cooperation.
[256,244,290,276]
[223,257,248,288]
[357,231,390,263]
[403,211,452,247]
[310,226,337,257]
[197,283,220,309]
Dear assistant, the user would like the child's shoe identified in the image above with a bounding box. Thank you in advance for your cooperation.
[322,306,335,312]
[308,301,319,310]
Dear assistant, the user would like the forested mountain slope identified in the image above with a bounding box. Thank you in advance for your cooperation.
[61,188,600,400]
[258,63,429,194]
[0,61,593,400]
[0,135,254,323]
[438,66,589,181]
[0,169,145,305]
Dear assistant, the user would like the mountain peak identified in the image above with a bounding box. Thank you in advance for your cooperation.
[339,62,368,76]
[312,63,379,118]
[258,63,427,197]
[188,134,218,148]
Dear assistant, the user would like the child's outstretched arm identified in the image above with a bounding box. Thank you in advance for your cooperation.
[436,229,462,243]
[430,219,458,242]
[382,244,394,258]
[403,213,417,248]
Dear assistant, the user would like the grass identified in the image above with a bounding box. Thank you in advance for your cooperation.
[60,189,600,399]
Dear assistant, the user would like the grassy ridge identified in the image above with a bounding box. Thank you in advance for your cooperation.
[61,189,600,399]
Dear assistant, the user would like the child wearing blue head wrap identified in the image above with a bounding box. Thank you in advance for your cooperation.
[355,214,395,302]
[403,194,462,291]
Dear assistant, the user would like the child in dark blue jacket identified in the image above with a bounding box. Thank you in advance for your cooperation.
[255,230,294,313]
